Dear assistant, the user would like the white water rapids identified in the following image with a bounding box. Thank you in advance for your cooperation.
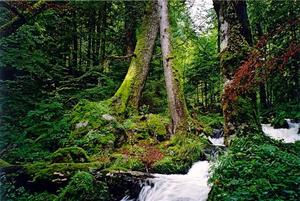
[262,119,300,143]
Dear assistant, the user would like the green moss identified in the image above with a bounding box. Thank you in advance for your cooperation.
[153,156,188,174]
[108,154,144,171]
[25,162,106,182]
[153,135,209,174]
[56,171,109,201]
[68,100,119,153]
[51,147,90,163]
[0,159,11,168]
[147,114,169,138]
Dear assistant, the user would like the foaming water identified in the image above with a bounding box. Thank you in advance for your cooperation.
[262,119,300,143]
[208,137,224,146]
[134,161,210,201]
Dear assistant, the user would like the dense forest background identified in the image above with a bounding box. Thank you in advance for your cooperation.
[0,0,299,200]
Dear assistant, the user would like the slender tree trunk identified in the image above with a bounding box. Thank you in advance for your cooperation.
[213,0,260,145]
[99,2,107,65]
[111,2,159,114]
[94,10,101,66]
[72,11,78,70]
[158,0,189,134]
[124,1,137,55]
[87,12,92,67]
[256,23,268,109]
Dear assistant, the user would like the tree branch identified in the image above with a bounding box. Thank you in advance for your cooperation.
[106,54,136,60]
[0,0,47,37]
[0,1,25,18]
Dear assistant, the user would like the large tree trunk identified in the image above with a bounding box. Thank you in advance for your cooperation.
[111,2,159,114]
[213,0,260,145]
[158,0,189,134]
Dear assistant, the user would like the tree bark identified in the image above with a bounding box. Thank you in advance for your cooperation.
[158,0,189,134]
[213,0,260,145]
[111,2,159,114]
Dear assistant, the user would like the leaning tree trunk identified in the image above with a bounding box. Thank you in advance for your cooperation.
[111,2,159,114]
[158,0,189,134]
[213,0,260,145]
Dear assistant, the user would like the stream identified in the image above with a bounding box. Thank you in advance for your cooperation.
[121,120,300,201]
[262,119,300,143]
[121,136,224,201]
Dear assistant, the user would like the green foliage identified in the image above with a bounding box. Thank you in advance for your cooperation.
[51,147,90,163]
[56,171,109,201]
[22,101,70,148]
[197,113,224,133]
[209,134,300,201]
[1,172,56,201]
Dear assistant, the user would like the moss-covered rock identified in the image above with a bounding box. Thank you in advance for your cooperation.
[24,162,106,185]
[51,147,90,163]
[56,171,109,201]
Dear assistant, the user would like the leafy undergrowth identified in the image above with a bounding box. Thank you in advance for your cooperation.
[197,112,224,134]
[209,133,300,201]
[0,99,210,200]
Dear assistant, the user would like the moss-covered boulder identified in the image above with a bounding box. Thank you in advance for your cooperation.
[51,147,90,163]
[56,171,109,201]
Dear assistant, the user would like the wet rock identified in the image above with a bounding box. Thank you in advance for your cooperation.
[211,129,224,138]
[95,170,154,201]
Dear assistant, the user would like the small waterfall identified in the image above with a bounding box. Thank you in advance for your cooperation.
[133,161,211,201]
[262,119,300,143]
[121,137,224,201]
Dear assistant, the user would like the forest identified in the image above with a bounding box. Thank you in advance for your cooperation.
[0,0,299,200]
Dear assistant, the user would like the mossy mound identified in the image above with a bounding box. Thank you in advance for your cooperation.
[68,100,121,153]
[56,171,109,201]
[153,134,209,174]
[51,147,90,163]
[123,113,169,142]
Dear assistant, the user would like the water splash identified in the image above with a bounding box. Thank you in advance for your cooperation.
[262,119,300,143]
[134,161,211,201]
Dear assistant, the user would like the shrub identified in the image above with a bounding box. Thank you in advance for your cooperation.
[209,134,300,201]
